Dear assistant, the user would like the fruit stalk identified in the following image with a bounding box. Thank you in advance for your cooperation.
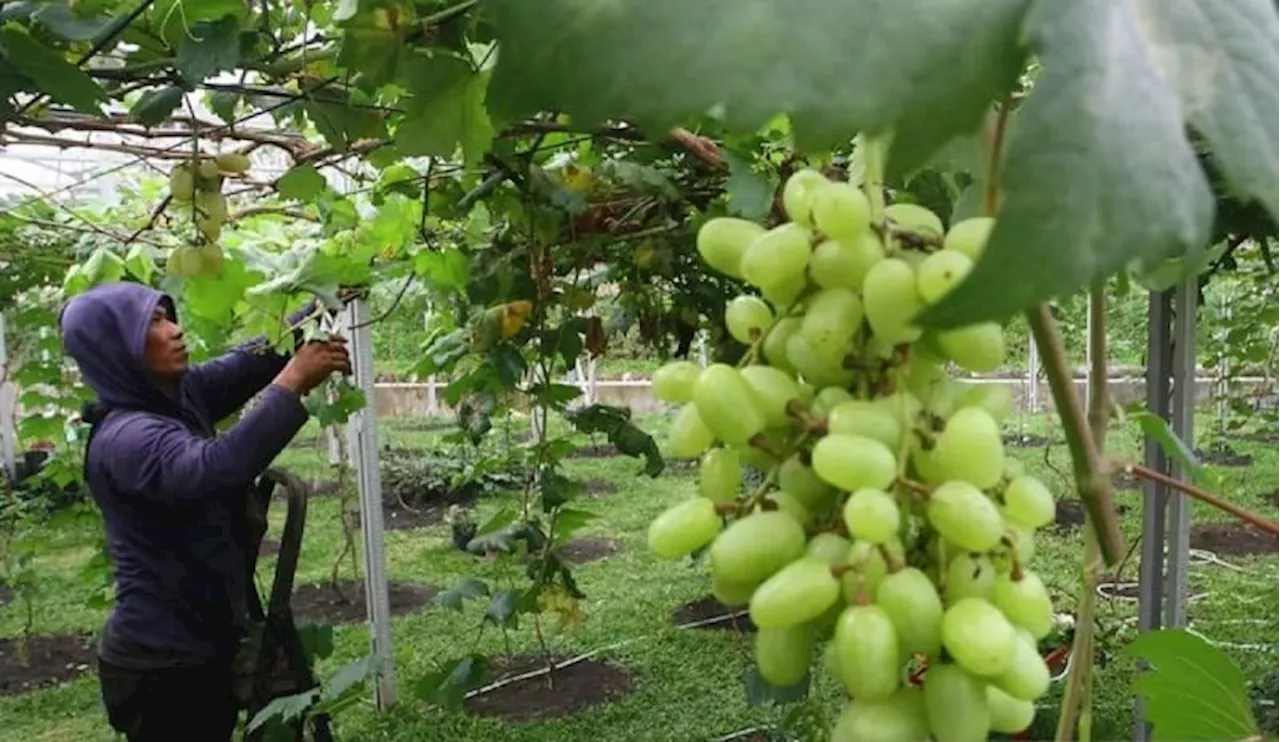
[1025,306,1124,565]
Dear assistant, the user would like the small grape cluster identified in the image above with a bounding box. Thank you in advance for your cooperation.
[166,153,250,277]
[647,168,1058,742]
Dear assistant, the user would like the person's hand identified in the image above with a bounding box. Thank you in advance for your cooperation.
[273,336,352,395]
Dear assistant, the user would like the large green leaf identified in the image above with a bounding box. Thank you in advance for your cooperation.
[1130,0,1278,223]
[129,85,184,126]
[922,0,1215,328]
[1127,628,1259,741]
[485,0,1028,153]
[0,23,105,114]
[396,56,493,165]
[176,15,241,81]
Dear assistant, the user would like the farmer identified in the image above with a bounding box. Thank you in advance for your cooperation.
[58,281,351,742]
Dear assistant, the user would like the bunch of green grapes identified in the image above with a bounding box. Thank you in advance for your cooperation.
[647,168,1057,742]
[167,153,250,277]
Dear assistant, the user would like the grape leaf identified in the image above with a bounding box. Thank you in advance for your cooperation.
[724,150,775,222]
[435,578,491,611]
[396,56,494,165]
[0,24,106,114]
[31,1,115,41]
[1129,0,1279,223]
[921,0,1215,328]
[414,655,490,709]
[277,164,329,201]
[129,85,185,126]
[176,15,241,82]
[1127,628,1259,741]
[485,0,1027,153]
[1125,405,1207,484]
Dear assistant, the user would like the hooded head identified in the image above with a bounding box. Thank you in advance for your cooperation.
[59,282,190,411]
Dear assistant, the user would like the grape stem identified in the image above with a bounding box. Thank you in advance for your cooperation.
[1054,281,1109,742]
[1118,462,1280,535]
[858,132,886,221]
[895,476,933,500]
[1026,304,1125,565]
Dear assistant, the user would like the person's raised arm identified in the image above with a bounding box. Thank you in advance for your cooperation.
[104,341,351,502]
[184,303,324,423]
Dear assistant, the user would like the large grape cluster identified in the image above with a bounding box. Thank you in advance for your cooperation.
[647,168,1057,741]
[166,153,249,277]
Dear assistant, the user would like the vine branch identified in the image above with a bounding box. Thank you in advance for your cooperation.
[1119,463,1279,536]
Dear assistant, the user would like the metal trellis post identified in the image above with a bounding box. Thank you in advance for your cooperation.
[344,299,398,709]
[0,313,14,480]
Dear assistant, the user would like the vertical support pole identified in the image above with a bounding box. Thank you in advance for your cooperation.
[1026,328,1040,416]
[1165,279,1197,628]
[424,313,438,415]
[345,298,398,709]
[1134,289,1172,742]
[697,331,709,368]
[586,354,598,406]
[1084,303,1093,412]
[0,313,14,480]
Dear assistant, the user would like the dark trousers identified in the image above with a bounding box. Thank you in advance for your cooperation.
[98,657,239,742]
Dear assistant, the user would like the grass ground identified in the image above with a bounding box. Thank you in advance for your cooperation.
[1,406,1275,742]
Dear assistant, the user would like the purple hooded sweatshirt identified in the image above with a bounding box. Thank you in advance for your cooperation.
[60,282,311,669]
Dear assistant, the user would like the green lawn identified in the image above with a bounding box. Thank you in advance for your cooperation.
[1,409,1275,742]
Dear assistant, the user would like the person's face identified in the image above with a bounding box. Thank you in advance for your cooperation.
[142,304,188,380]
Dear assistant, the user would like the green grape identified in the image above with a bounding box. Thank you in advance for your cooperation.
[941,597,1016,677]
[647,497,723,559]
[807,532,852,566]
[811,434,897,493]
[992,571,1054,639]
[697,217,763,279]
[1003,458,1026,480]
[782,168,829,227]
[667,403,715,459]
[937,322,1006,373]
[987,685,1035,734]
[923,663,991,742]
[885,202,944,239]
[699,448,741,503]
[809,234,884,290]
[944,217,995,261]
[945,553,997,605]
[787,333,854,388]
[725,295,775,345]
[828,400,901,449]
[762,317,802,375]
[778,454,837,510]
[749,556,840,628]
[709,511,807,585]
[812,386,855,416]
[740,365,802,427]
[1007,523,1036,564]
[916,249,974,305]
[762,271,808,310]
[955,382,1015,423]
[757,490,812,527]
[1003,475,1056,529]
[926,481,1005,553]
[843,488,900,544]
[904,352,948,402]
[910,446,946,485]
[933,407,1005,489]
[756,625,816,686]
[692,364,767,447]
[742,222,813,290]
[737,429,784,471]
[862,258,925,344]
[711,573,757,607]
[796,381,817,405]
[652,361,701,403]
[992,629,1051,700]
[876,567,944,658]
[800,288,863,354]
[831,688,929,742]
[834,604,901,701]
[812,181,872,242]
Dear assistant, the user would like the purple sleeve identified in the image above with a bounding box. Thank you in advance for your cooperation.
[185,305,315,422]
[103,385,309,502]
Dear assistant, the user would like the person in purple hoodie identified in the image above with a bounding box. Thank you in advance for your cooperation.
[58,281,351,742]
